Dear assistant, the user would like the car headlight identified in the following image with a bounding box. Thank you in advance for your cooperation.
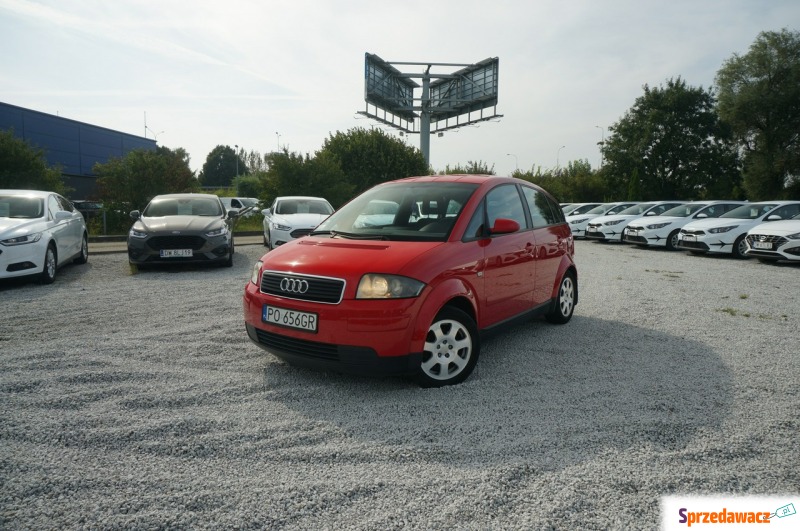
[1,232,42,246]
[570,218,589,225]
[604,219,624,226]
[356,274,425,299]
[206,225,229,238]
[250,260,263,285]
[271,222,291,231]
[646,222,671,229]
[129,228,148,239]
[708,225,738,234]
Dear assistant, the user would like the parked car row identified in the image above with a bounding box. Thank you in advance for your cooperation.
[568,199,800,262]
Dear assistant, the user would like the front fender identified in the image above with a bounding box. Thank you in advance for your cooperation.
[409,278,479,353]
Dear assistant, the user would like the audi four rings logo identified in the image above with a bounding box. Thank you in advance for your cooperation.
[280,278,309,293]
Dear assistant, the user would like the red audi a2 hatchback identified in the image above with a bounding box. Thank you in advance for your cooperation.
[244,175,577,387]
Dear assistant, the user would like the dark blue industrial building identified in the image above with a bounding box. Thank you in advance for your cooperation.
[1,101,156,199]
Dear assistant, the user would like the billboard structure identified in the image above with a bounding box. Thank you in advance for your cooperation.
[360,53,501,165]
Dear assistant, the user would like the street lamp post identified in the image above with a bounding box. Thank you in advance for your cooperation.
[506,153,518,172]
[275,132,281,151]
[557,145,566,171]
[235,144,239,177]
[595,125,605,168]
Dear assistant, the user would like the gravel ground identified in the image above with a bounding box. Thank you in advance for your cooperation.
[1,241,798,530]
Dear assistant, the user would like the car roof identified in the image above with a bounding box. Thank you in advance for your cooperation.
[151,193,220,201]
[275,196,331,201]
[0,189,54,198]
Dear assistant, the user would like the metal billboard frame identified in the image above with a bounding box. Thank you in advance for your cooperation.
[360,53,502,165]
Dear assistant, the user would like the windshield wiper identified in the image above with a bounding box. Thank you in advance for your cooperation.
[310,230,389,241]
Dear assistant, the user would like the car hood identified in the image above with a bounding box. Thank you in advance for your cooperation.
[271,213,330,228]
[0,218,45,239]
[748,220,800,236]
[260,237,445,282]
[627,215,685,227]
[137,216,224,233]
[682,218,757,230]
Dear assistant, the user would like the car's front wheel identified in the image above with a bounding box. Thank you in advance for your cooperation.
[732,234,748,259]
[415,307,479,388]
[666,230,680,251]
[546,271,576,324]
[224,237,235,267]
[74,234,89,264]
[40,244,57,284]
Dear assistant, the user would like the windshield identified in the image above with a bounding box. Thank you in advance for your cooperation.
[720,203,777,220]
[660,203,709,217]
[275,199,333,216]
[568,204,599,215]
[0,196,45,219]
[314,182,479,242]
[144,197,223,217]
[585,204,612,215]
[617,203,656,216]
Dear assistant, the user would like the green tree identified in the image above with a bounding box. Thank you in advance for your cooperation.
[198,145,246,187]
[94,146,198,212]
[715,29,800,200]
[602,77,741,200]
[0,129,68,195]
[262,150,354,209]
[317,127,428,195]
[440,160,495,175]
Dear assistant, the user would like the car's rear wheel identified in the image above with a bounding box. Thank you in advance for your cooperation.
[415,307,479,388]
[546,271,576,324]
[40,244,57,284]
[74,234,89,264]
[732,234,748,259]
[666,230,680,251]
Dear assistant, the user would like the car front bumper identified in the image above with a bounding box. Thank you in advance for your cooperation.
[243,280,425,375]
[127,233,232,265]
[0,239,46,279]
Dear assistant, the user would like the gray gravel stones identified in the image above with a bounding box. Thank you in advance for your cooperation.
[1,242,798,529]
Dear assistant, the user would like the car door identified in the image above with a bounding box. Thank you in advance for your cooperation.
[480,184,535,323]
[56,194,82,258]
[520,186,568,306]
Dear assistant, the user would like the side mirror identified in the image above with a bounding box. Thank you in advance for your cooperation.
[226,209,239,219]
[766,214,782,221]
[130,210,141,221]
[490,218,520,235]
[645,211,656,216]
[262,208,271,217]
[695,213,708,219]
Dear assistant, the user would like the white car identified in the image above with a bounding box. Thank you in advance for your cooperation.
[0,189,88,284]
[622,201,746,250]
[744,212,800,262]
[677,201,800,258]
[262,196,334,250]
[561,202,602,216]
[220,197,260,217]
[566,202,639,239]
[585,201,686,242]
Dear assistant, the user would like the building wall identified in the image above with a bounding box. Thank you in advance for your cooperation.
[0,102,156,199]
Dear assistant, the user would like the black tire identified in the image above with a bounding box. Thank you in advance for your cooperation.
[40,244,57,284]
[732,234,748,259]
[666,230,680,251]
[224,237,235,267]
[415,307,479,388]
[546,271,576,324]
[73,234,89,264]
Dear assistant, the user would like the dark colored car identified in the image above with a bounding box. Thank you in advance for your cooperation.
[244,175,578,387]
[127,193,235,267]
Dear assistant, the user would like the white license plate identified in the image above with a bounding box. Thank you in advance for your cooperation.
[753,241,772,250]
[681,234,696,242]
[627,229,639,236]
[160,249,193,258]
[263,305,318,332]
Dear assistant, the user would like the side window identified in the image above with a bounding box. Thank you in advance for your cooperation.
[486,185,528,229]
[232,199,242,208]
[771,204,800,220]
[57,195,74,212]
[463,199,486,240]
[521,186,559,228]
[48,195,60,219]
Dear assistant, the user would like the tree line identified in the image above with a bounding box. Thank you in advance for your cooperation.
[2,29,798,232]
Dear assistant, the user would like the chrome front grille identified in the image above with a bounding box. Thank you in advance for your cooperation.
[260,271,345,304]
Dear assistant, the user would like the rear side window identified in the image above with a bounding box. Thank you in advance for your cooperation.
[486,185,528,229]
[521,186,562,228]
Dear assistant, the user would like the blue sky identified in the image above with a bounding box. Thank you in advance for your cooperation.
[1,0,798,175]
